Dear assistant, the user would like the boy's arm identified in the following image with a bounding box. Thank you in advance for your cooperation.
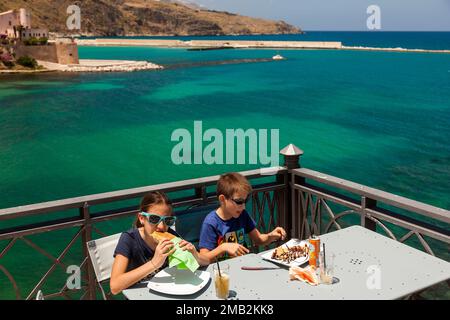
[198,221,225,262]
[243,210,286,247]
[248,227,286,246]
[200,243,249,262]
[199,246,226,263]
[248,228,272,246]
[198,218,250,262]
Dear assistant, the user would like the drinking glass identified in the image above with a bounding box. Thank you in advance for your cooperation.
[213,263,230,299]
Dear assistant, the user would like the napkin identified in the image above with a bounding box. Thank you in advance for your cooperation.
[168,237,200,273]
[289,265,319,286]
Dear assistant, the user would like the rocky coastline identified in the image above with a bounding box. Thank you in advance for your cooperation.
[37,59,163,73]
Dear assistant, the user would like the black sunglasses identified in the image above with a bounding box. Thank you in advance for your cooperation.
[230,197,249,205]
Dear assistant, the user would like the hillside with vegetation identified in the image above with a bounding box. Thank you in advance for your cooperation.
[0,0,301,36]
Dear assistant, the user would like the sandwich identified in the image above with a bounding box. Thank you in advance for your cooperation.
[151,231,176,242]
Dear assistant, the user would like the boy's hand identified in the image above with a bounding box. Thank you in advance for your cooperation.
[269,227,287,242]
[222,243,249,257]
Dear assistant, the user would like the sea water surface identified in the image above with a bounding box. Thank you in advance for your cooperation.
[0,33,449,298]
[2,44,449,209]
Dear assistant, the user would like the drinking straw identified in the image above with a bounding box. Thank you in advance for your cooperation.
[215,258,222,277]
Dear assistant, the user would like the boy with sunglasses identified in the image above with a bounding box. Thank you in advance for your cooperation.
[110,191,209,295]
[199,172,287,262]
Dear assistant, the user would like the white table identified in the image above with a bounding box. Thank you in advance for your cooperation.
[122,226,450,300]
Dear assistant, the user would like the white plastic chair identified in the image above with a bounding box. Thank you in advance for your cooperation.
[86,226,179,299]
[86,233,121,300]
[36,290,44,300]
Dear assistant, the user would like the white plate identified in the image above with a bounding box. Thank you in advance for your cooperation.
[147,267,211,295]
[261,239,309,267]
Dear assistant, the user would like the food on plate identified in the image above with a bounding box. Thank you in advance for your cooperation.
[271,243,309,263]
[289,265,319,286]
[151,231,176,242]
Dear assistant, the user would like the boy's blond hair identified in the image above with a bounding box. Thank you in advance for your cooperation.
[217,172,253,199]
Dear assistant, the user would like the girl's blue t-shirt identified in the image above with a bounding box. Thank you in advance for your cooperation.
[199,209,256,251]
[114,227,179,273]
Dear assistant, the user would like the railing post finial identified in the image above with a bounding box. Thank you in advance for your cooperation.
[280,143,304,169]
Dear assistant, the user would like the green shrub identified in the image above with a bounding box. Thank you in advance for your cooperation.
[38,37,48,45]
[23,37,40,46]
[16,56,38,69]
[2,60,15,68]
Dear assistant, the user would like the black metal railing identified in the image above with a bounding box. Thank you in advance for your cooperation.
[0,167,288,300]
[290,167,450,257]
[0,144,449,300]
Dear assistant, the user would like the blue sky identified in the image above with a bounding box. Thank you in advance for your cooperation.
[192,0,450,31]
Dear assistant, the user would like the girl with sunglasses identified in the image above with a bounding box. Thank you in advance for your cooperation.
[110,191,209,295]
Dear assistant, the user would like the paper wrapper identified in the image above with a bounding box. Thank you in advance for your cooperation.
[289,265,319,286]
[168,237,200,273]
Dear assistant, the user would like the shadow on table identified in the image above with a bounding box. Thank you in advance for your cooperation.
[138,277,213,300]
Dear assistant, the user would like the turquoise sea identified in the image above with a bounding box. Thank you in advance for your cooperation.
[0,32,449,299]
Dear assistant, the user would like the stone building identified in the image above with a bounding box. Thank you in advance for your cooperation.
[1,8,79,65]
[15,39,80,65]
[0,8,32,38]
[21,28,49,40]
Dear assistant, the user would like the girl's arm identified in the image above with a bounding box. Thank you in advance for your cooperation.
[110,239,175,295]
[110,255,159,295]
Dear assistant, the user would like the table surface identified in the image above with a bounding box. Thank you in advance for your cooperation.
[122,225,450,300]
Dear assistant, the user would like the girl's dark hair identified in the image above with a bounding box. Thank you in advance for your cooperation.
[134,191,173,228]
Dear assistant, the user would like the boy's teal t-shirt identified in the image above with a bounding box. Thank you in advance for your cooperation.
[198,209,256,252]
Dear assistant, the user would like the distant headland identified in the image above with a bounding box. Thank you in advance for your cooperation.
[0,0,301,37]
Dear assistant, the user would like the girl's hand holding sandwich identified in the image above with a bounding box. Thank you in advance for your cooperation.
[152,239,175,269]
